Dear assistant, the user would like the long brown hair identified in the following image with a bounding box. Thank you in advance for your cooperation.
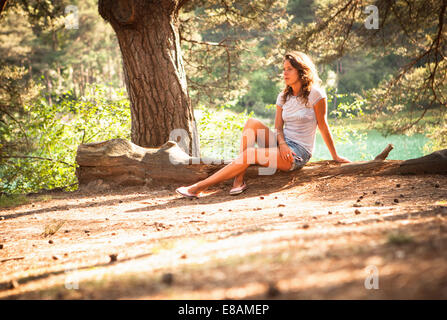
[281,51,322,107]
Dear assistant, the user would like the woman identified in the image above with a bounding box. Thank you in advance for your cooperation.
[176,51,351,199]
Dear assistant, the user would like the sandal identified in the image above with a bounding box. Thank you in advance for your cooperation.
[175,186,199,199]
[229,182,248,195]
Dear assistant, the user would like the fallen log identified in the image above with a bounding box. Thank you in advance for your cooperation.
[75,139,447,191]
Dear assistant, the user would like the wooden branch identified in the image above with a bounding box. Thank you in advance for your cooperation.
[374,143,394,160]
[0,155,74,167]
[75,139,447,191]
[176,0,191,13]
[0,0,7,16]
[179,36,236,48]
[0,256,24,263]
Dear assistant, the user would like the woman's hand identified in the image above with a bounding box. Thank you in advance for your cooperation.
[333,155,351,163]
[279,143,296,163]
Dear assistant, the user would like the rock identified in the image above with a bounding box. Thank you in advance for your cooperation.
[119,200,123,203]
[279,213,284,217]
[8,280,19,289]
[375,201,382,206]
[64,230,70,233]
[0,217,4,220]
[400,194,404,198]
[201,211,205,215]
[372,191,377,194]
[278,204,286,207]
[356,199,361,203]
[109,254,118,263]
[52,255,59,260]
[435,183,440,188]
[266,282,281,298]
[394,199,399,203]
[161,273,174,285]
[0,244,3,249]
[260,196,264,200]
[355,209,361,215]
[84,230,90,233]
[48,240,54,244]
[353,203,362,207]
[312,216,317,220]
[302,224,309,229]
[180,254,187,259]
[328,211,333,215]
[359,195,364,199]
[396,183,401,188]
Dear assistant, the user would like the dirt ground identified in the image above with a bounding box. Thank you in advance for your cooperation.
[1,169,446,300]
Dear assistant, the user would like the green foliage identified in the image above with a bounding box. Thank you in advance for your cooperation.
[325,87,365,118]
[287,0,315,24]
[0,66,42,156]
[196,104,255,160]
[335,54,403,95]
[235,69,280,118]
[387,232,414,246]
[1,0,123,102]
[181,0,288,108]
[423,118,447,154]
[0,194,29,208]
[0,84,130,194]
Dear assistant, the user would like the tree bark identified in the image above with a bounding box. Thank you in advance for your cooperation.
[75,139,447,191]
[98,0,199,157]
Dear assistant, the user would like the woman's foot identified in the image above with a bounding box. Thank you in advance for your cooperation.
[232,175,245,188]
[229,181,247,195]
[230,176,248,195]
[175,185,200,199]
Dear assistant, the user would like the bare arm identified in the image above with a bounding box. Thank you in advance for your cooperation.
[313,98,351,163]
[275,104,296,163]
[274,105,286,145]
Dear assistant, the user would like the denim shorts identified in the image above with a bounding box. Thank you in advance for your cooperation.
[284,137,311,171]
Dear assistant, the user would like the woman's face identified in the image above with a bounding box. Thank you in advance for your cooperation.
[283,59,301,87]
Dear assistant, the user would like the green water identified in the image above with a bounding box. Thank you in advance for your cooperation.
[312,129,429,162]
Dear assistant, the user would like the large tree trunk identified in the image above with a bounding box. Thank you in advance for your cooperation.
[98,0,199,157]
[75,139,447,191]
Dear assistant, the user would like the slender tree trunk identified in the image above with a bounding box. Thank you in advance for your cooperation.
[99,0,199,157]
[45,70,52,107]
[80,63,85,97]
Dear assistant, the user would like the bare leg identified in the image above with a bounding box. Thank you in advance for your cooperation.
[233,118,276,188]
[186,146,292,195]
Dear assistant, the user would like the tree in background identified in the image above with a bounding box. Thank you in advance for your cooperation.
[98,0,288,156]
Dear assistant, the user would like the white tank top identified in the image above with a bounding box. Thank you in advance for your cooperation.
[275,86,327,156]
